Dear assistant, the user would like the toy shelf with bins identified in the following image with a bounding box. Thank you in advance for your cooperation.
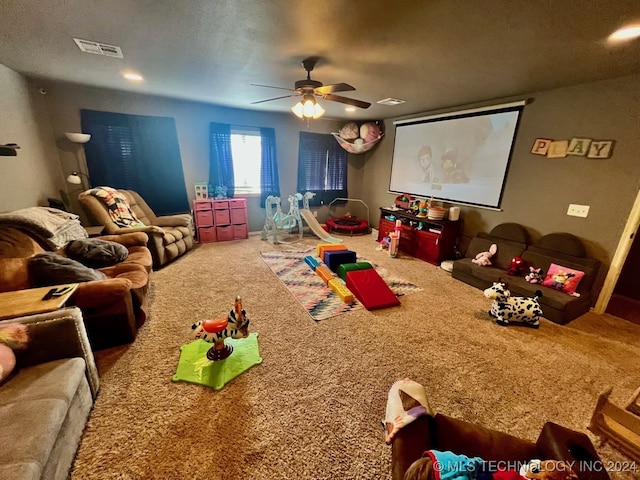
[378,207,460,265]
[193,199,248,242]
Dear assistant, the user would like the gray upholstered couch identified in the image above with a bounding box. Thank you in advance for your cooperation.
[0,308,98,480]
[452,223,601,324]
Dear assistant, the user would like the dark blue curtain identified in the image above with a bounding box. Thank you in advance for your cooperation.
[80,110,189,215]
[259,127,280,207]
[297,132,348,206]
[209,123,234,199]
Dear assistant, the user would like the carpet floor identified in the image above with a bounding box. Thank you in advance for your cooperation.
[70,232,640,480]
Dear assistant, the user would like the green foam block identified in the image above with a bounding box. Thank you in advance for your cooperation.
[172,332,262,391]
[337,262,373,281]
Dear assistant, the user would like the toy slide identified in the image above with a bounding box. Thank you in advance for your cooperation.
[299,209,343,244]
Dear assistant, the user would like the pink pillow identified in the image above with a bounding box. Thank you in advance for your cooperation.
[542,263,585,295]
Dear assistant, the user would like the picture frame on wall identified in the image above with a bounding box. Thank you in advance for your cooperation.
[194,182,209,199]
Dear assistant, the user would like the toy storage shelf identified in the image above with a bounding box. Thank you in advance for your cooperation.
[378,207,460,265]
[193,199,248,243]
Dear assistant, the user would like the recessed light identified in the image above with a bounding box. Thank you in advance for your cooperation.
[345,107,356,112]
[123,72,144,82]
[608,24,640,43]
[377,97,406,106]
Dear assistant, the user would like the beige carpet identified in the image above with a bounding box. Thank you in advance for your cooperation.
[71,232,640,480]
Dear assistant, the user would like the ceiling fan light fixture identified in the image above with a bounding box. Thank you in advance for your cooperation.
[292,94,325,119]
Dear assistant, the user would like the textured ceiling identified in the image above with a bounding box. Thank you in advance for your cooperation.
[1,0,639,120]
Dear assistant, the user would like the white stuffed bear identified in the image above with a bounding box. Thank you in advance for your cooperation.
[472,243,497,266]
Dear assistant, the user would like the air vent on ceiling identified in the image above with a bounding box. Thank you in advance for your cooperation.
[73,38,123,58]
[377,97,406,106]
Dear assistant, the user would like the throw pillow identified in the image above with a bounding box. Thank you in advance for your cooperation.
[542,263,585,295]
[66,238,128,268]
[28,252,107,287]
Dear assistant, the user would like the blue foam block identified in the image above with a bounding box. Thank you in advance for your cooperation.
[304,255,320,270]
[324,250,357,272]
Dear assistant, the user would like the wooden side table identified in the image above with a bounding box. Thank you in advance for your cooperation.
[0,284,79,321]
[85,226,105,237]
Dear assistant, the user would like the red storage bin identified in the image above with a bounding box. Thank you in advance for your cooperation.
[198,226,217,243]
[232,224,248,239]
[194,200,212,210]
[195,210,213,226]
[216,226,233,241]
[214,209,230,225]
[230,208,247,224]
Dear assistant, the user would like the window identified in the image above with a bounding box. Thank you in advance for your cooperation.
[297,132,348,206]
[231,128,262,194]
[80,110,189,215]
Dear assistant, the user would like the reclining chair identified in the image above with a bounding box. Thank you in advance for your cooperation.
[79,189,194,268]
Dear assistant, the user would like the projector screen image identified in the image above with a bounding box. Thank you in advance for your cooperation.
[389,105,523,209]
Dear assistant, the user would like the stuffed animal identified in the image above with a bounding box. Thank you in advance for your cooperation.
[506,256,526,276]
[0,324,28,383]
[525,266,545,284]
[520,459,578,480]
[472,243,497,266]
[483,282,543,328]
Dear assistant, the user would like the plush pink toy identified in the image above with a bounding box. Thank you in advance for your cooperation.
[472,243,497,266]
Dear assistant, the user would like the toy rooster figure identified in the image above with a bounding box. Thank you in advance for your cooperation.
[191,296,250,361]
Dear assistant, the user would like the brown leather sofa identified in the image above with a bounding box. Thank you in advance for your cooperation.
[451,223,601,324]
[0,226,152,350]
[393,413,610,480]
[78,189,194,268]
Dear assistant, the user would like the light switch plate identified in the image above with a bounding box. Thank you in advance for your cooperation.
[567,204,590,217]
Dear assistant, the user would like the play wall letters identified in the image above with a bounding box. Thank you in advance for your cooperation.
[531,138,615,159]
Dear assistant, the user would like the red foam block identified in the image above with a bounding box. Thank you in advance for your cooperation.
[345,269,400,310]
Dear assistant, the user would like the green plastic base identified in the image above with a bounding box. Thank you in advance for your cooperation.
[172,332,262,391]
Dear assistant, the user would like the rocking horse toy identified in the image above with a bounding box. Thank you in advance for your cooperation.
[191,296,250,361]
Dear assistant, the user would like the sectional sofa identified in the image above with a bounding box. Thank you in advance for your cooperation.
[452,223,601,324]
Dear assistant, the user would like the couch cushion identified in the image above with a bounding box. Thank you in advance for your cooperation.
[0,358,86,476]
[534,233,585,257]
[488,223,529,244]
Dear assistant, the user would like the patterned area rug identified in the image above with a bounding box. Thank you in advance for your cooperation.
[260,249,422,321]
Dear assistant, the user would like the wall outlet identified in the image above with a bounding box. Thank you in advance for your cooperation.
[313,210,318,217]
[567,204,590,217]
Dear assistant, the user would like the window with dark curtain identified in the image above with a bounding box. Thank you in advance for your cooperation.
[297,132,348,206]
[209,123,281,206]
[80,110,189,215]
[209,122,234,199]
[259,127,280,207]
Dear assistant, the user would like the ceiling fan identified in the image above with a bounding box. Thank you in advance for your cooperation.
[251,57,371,117]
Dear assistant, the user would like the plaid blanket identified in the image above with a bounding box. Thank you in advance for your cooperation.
[82,187,145,228]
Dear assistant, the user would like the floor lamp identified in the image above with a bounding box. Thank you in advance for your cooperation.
[63,132,92,211]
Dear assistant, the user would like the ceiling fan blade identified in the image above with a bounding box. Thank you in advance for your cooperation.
[250,94,298,105]
[314,83,355,95]
[321,94,371,109]
[251,83,295,92]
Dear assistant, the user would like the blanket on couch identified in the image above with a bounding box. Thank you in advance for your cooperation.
[81,187,145,228]
[0,207,87,249]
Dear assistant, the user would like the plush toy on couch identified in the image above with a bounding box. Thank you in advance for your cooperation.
[525,266,545,284]
[507,256,526,276]
[472,243,497,266]
[0,324,28,383]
